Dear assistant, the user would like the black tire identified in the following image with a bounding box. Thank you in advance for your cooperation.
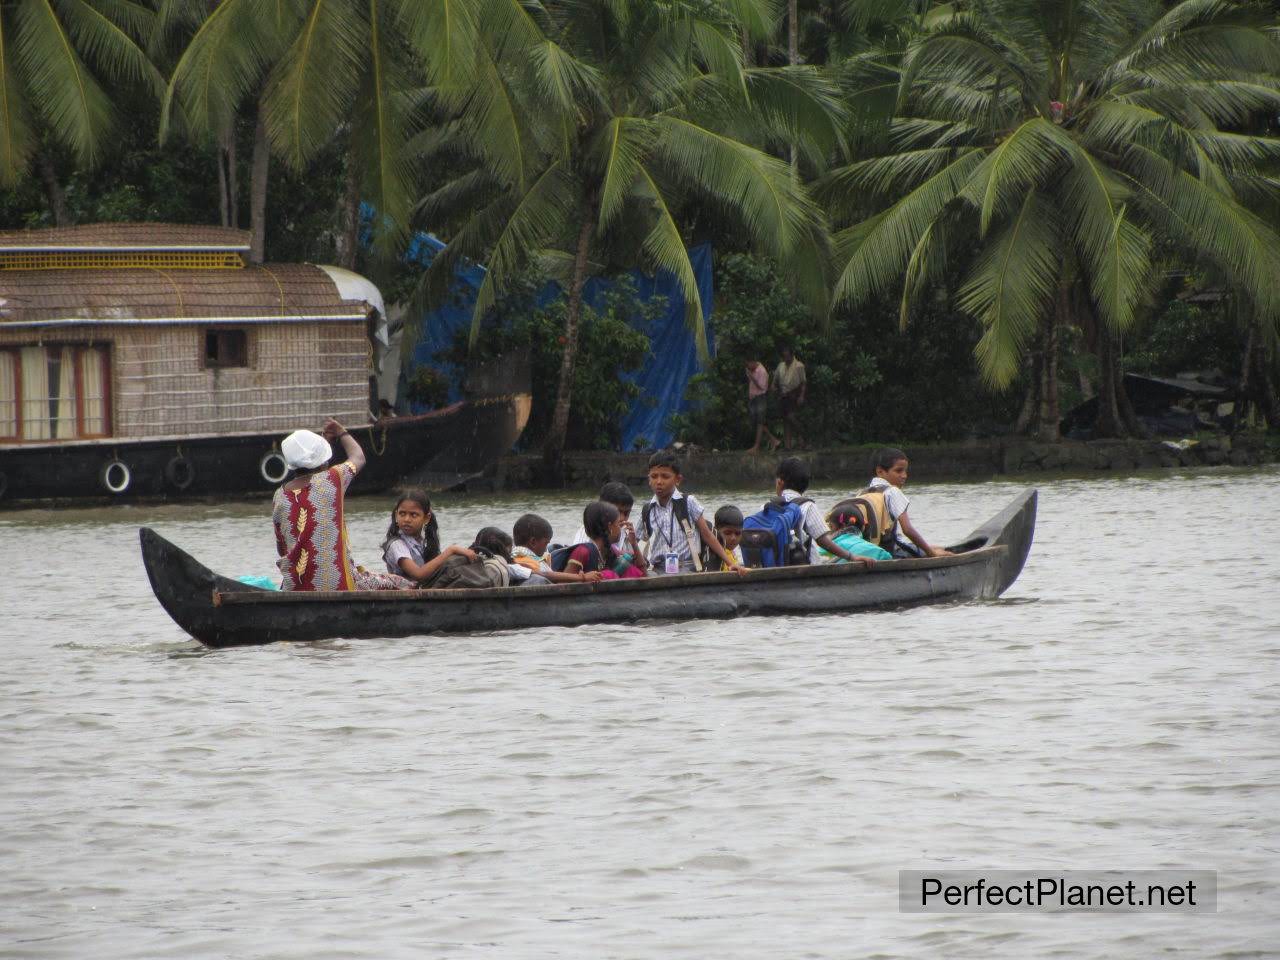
[0,471,7,500]
[101,460,131,494]
[260,451,289,485]
[165,455,196,490]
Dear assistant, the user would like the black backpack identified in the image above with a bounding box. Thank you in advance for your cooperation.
[548,542,602,573]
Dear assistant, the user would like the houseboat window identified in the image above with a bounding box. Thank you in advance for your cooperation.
[0,351,16,439]
[205,329,248,368]
[0,345,111,442]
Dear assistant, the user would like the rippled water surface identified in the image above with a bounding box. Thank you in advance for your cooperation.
[2,468,1278,959]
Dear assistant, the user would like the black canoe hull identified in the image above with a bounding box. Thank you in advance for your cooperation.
[140,489,1037,647]
[0,394,530,507]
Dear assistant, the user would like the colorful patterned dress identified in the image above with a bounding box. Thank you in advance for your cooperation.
[272,461,412,591]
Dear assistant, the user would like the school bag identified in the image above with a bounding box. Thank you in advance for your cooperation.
[827,489,896,549]
[739,496,812,568]
[420,553,508,589]
[548,542,602,573]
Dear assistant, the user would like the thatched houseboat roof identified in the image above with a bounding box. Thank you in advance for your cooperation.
[0,263,373,328]
[0,222,251,251]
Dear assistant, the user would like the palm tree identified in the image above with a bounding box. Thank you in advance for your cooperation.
[158,0,497,261]
[0,0,162,223]
[416,0,843,468]
[823,0,1280,440]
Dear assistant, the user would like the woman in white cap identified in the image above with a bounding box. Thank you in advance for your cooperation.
[272,418,413,591]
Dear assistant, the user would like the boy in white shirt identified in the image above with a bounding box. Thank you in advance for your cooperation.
[867,448,953,559]
[775,456,876,566]
[569,481,639,558]
[637,450,743,574]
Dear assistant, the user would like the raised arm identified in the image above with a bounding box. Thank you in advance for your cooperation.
[323,418,365,472]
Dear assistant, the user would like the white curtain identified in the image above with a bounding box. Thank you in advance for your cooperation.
[0,352,15,438]
[79,346,106,435]
[53,346,76,439]
[20,346,49,440]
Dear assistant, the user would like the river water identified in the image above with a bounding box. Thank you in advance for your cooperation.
[1,468,1277,959]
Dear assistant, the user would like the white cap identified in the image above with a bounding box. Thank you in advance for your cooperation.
[281,430,332,470]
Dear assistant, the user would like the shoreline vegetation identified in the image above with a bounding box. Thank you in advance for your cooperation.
[1,0,1278,468]
[490,435,1274,492]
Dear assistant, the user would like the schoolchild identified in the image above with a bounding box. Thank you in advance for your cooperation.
[710,505,745,571]
[775,457,877,566]
[511,513,602,584]
[564,502,645,579]
[381,490,478,583]
[818,501,893,563]
[637,450,743,574]
[868,447,953,558]
[570,481,641,559]
[469,526,515,587]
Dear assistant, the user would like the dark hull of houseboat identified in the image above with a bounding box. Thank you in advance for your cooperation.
[140,490,1037,648]
[0,394,531,507]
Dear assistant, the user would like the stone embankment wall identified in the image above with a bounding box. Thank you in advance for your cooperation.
[494,435,1270,491]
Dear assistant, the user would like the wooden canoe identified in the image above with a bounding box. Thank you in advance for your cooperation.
[141,489,1036,648]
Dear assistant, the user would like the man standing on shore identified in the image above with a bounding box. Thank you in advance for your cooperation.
[745,360,780,453]
[773,345,806,449]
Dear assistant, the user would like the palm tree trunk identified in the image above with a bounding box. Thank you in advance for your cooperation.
[217,149,229,227]
[335,142,361,270]
[1037,292,1064,442]
[249,104,269,263]
[1014,330,1042,435]
[1235,321,1254,433]
[788,0,799,65]
[1094,327,1124,438]
[1251,316,1280,430]
[38,151,69,227]
[220,120,238,227]
[542,207,597,475]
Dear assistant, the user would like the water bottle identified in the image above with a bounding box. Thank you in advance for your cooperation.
[664,552,680,574]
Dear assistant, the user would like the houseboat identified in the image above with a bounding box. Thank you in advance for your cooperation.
[0,223,530,506]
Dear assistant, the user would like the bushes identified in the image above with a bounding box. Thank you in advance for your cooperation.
[674,254,1020,448]
[441,276,655,450]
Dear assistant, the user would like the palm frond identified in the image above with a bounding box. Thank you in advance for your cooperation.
[263,0,366,171]
[468,161,579,341]
[652,115,820,255]
[0,19,32,185]
[14,0,112,163]
[635,164,709,361]
[831,148,986,306]
[960,117,1073,236]
[594,116,655,232]
[957,191,1062,387]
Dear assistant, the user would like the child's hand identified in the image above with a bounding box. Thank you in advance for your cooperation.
[452,546,478,561]
[857,556,877,567]
[928,547,954,558]
[729,563,749,576]
[581,571,603,583]
[321,418,345,440]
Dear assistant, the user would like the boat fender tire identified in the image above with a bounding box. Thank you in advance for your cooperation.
[260,451,289,485]
[165,455,196,490]
[0,471,7,500]
[101,460,131,495]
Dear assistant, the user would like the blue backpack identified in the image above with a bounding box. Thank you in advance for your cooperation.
[740,496,811,567]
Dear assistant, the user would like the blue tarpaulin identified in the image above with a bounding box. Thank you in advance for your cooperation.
[400,233,714,451]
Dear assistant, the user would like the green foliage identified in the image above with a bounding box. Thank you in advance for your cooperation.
[403,366,452,409]
[674,253,1019,448]
[444,276,656,451]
